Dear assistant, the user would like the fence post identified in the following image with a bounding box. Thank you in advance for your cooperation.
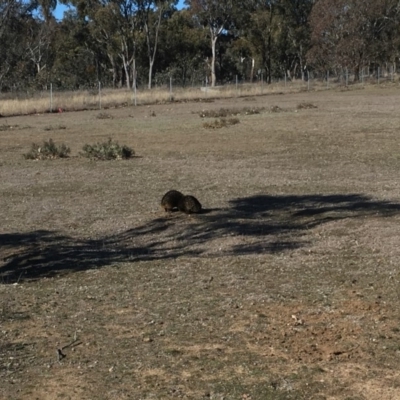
[98,81,101,110]
[307,71,310,91]
[327,71,329,88]
[169,76,173,101]
[50,83,53,113]
[236,75,238,96]
[205,76,208,98]
[261,73,263,95]
[284,72,287,87]
[378,67,380,84]
[134,71,137,106]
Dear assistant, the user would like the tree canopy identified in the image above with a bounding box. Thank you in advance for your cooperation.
[0,0,399,91]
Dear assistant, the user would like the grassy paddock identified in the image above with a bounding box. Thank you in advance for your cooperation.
[1,86,400,399]
[0,79,370,117]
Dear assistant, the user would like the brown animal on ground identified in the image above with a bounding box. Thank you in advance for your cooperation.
[178,195,202,214]
[161,190,184,212]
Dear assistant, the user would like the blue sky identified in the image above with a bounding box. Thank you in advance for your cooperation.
[53,0,186,20]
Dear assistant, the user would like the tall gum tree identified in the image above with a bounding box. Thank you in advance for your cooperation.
[136,0,177,89]
[243,0,313,82]
[185,0,238,87]
[307,0,400,81]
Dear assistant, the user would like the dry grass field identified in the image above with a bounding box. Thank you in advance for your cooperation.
[1,84,400,399]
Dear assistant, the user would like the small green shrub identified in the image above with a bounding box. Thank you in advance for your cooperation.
[24,139,71,160]
[81,138,135,160]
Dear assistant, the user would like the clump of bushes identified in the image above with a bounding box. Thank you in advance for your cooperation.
[24,139,71,160]
[203,117,240,129]
[43,125,67,131]
[270,105,282,113]
[81,138,134,160]
[242,107,265,115]
[297,102,318,110]
[200,108,239,118]
[199,107,265,118]
[96,112,113,119]
[0,124,18,131]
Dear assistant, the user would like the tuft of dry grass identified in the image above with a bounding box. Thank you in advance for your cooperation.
[43,124,67,131]
[96,112,114,119]
[270,105,283,112]
[203,117,240,129]
[297,102,318,110]
[0,123,19,131]
[199,106,265,118]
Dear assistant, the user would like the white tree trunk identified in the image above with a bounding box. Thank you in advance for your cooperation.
[148,60,154,89]
[211,35,217,87]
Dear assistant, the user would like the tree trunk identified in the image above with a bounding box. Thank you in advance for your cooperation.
[250,58,255,82]
[211,35,217,87]
[122,55,131,89]
[354,65,360,82]
[148,59,154,89]
[132,58,136,89]
[108,54,117,88]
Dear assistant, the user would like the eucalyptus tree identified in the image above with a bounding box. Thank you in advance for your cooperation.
[37,0,57,22]
[25,17,57,87]
[242,0,313,83]
[307,0,400,81]
[135,0,178,89]
[0,0,37,89]
[157,9,208,86]
[51,12,104,88]
[61,0,176,88]
[278,0,314,80]
[185,0,241,87]
[244,0,280,83]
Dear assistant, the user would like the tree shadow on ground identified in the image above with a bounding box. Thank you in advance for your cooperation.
[1,194,399,283]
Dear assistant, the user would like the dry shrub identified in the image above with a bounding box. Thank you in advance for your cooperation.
[270,105,282,112]
[203,117,240,129]
[243,107,265,115]
[200,107,264,118]
[96,112,113,119]
[297,102,318,110]
[43,125,67,131]
[24,139,71,160]
[200,108,236,118]
[81,138,134,160]
[0,124,18,131]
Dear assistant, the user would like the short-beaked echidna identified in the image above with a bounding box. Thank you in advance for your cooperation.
[161,190,184,212]
[178,195,202,214]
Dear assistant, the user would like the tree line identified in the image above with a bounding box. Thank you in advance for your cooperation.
[1,0,399,91]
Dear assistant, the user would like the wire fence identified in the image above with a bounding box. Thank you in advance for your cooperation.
[0,66,398,117]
